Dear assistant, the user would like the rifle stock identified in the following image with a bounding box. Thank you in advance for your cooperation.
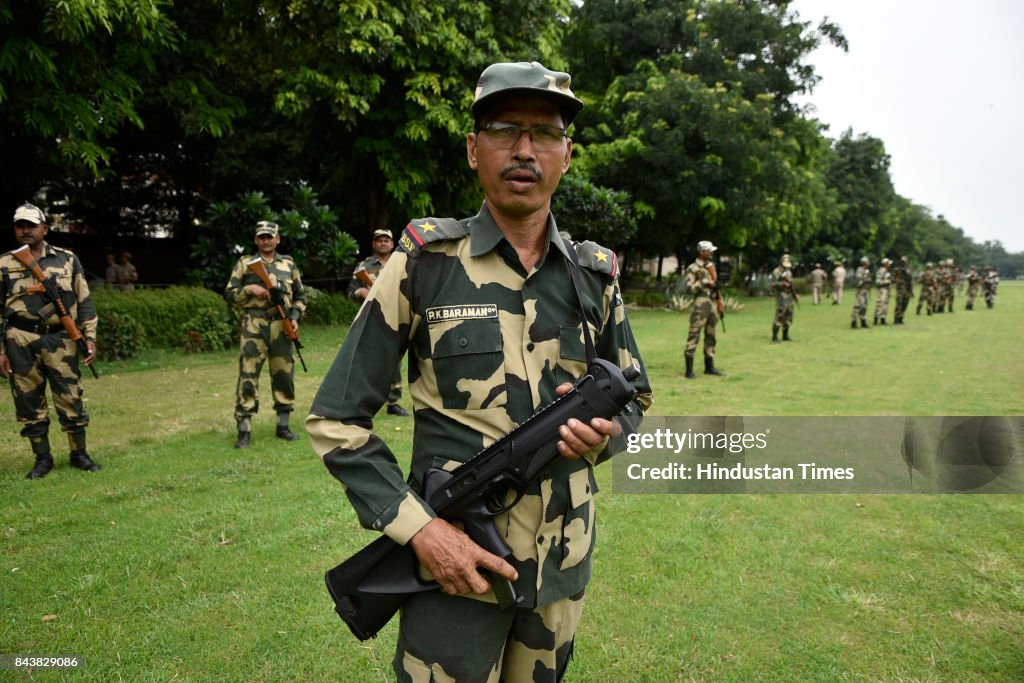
[245,258,307,372]
[324,358,641,640]
[353,267,375,289]
[11,246,98,378]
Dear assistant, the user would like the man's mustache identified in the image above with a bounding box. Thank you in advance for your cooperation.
[500,162,543,181]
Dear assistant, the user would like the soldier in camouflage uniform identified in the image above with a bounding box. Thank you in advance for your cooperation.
[224,221,306,448]
[306,62,652,683]
[770,254,797,341]
[892,256,914,324]
[965,266,980,310]
[916,262,935,315]
[683,240,724,379]
[983,266,999,308]
[347,228,409,416]
[873,257,893,325]
[851,256,872,328]
[0,204,100,479]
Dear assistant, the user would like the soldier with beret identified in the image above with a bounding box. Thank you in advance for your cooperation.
[770,253,797,342]
[683,240,724,379]
[347,228,409,417]
[224,221,306,448]
[0,203,100,479]
[307,61,652,681]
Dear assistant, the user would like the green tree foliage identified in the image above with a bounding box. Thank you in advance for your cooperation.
[0,1,176,210]
[551,173,638,247]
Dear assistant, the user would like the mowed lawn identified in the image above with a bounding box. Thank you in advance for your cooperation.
[1,283,1021,681]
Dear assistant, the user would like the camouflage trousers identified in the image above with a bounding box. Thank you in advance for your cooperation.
[851,287,870,323]
[394,588,585,683]
[966,283,979,308]
[873,286,890,321]
[916,287,933,314]
[234,313,295,424]
[3,328,88,442]
[773,296,794,327]
[894,288,912,320]
[684,296,717,358]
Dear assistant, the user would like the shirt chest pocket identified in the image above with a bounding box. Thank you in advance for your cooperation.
[428,317,506,411]
[556,323,597,382]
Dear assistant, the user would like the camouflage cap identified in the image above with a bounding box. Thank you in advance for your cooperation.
[881,257,892,266]
[781,254,792,267]
[696,240,717,253]
[13,203,46,225]
[472,61,584,125]
[372,228,393,240]
[255,221,279,237]
[861,256,870,264]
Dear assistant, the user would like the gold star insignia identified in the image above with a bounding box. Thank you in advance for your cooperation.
[595,250,608,263]
[420,222,437,232]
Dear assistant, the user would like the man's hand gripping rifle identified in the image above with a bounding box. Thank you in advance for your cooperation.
[11,246,98,378]
[324,358,641,640]
[244,258,307,372]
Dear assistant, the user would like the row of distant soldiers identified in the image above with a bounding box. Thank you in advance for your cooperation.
[849,256,1000,328]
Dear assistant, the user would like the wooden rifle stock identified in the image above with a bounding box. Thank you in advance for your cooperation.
[11,246,98,378]
[244,257,307,372]
[353,267,375,289]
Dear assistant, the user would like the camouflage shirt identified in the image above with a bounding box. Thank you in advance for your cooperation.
[855,266,872,290]
[0,242,97,342]
[875,266,892,288]
[346,254,389,300]
[684,258,714,298]
[307,203,653,607]
[770,266,794,301]
[224,253,306,320]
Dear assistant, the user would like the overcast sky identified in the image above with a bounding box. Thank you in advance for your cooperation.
[790,0,1024,252]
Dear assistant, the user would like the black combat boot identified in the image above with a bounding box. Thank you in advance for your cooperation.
[782,326,792,341]
[234,431,251,448]
[704,355,725,376]
[386,404,411,417]
[26,453,54,480]
[276,426,300,441]
[860,319,869,328]
[965,303,972,310]
[70,450,101,472]
[879,318,887,325]
[873,315,878,325]
[851,320,858,329]
[772,324,780,343]
[685,356,696,379]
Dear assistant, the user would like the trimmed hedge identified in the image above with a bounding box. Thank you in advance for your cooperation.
[90,285,357,358]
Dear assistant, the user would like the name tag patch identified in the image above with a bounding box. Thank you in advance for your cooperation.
[426,304,498,324]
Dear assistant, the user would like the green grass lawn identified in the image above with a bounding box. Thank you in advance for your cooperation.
[1,283,1021,681]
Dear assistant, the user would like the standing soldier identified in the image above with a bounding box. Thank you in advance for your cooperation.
[225,221,307,448]
[933,259,950,313]
[808,262,827,305]
[917,262,935,316]
[851,257,872,329]
[983,266,999,308]
[347,229,410,416]
[943,259,957,313]
[830,259,846,305]
[873,258,893,325]
[0,203,100,479]
[770,254,797,342]
[965,266,981,310]
[892,256,914,324]
[307,61,652,681]
[683,240,724,378]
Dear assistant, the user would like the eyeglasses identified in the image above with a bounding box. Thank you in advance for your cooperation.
[478,122,567,151]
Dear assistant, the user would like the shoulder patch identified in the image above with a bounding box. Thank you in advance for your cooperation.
[574,240,617,279]
[398,218,468,254]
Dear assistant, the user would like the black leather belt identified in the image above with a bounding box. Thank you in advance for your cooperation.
[6,317,65,335]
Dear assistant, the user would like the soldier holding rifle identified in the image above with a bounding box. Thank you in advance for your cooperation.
[347,228,409,417]
[307,61,652,681]
[224,221,306,448]
[770,253,798,342]
[0,203,100,479]
[683,239,725,379]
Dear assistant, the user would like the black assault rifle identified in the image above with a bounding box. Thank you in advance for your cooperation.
[324,358,640,640]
